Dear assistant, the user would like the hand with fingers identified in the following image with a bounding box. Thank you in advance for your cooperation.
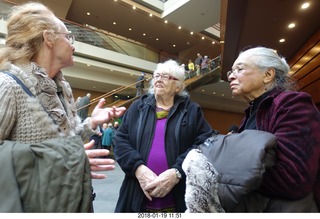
[90,98,126,130]
[135,165,158,201]
[84,139,115,179]
[145,168,180,198]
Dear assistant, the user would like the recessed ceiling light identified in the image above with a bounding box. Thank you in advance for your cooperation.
[190,32,193,35]
[164,20,168,23]
[178,26,182,29]
[279,38,285,43]
[288,23,295,28]
[149,14,153,17]
[143,33,146,36]
[129,28,132,31]
[113,22,116,25]
[173,44,176,47]
[202,37,205,40]
[132,6,136,10]
[212,41,215,44]
[86,12,90,16]
[301,2,310,9]
[156,38,159,41]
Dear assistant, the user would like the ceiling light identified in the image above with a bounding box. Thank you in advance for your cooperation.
[212,41,215,44]
[178,26,182,29]
[129,28,132,31]
[301,2,310,9]
[173,44,176,47]
[149,14,153,17]
[113,22,116,25]
[279,38,285,43]
[202,37,205,40]
[288,23,295,28]
[190,32,193,35]
[86,12,90,16]
[156,38,159,41]
[164,20,168,23]
[143,33,146,36]
[132,6,136,10]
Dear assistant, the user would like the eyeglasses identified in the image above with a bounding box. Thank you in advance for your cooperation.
[153,73,178,81]
[55,32,75,45]
[227,69,241,78]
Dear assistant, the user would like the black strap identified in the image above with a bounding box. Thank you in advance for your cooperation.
[1,71,34,97]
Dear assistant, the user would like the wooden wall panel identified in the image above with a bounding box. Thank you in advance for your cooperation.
[288,29,320,107]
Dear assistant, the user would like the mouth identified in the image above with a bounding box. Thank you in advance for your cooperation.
[230,83,237,89]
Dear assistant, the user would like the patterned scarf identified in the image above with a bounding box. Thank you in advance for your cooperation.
[156,107,169,119]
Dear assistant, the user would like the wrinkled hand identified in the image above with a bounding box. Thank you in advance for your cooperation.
[84,140,115,179]
[135,165,158,201]
[90,98,126,129]
[145,169,179,198]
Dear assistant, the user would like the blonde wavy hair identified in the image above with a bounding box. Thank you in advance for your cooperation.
[0,2,60,67]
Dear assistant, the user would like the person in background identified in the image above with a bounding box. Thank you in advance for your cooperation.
[200,55,209,76]
[89,124,103,149]
[136,72,145,96]
[194,53,203,77]
[101,123,114,158]
[114,59,213,212]
[77,93,91,122]
[227,46,320,212]
[113,121,119,131]
[187,59,195,78]
[0,2,125,212]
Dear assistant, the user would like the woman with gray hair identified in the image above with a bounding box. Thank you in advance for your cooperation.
[227,46,320,212]
[114,59,213,212]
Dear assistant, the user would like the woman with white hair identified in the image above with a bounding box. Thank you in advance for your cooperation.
[114,59,213,212]
[227,46,320,212]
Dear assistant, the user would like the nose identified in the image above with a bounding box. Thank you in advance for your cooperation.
[227,74,234,82]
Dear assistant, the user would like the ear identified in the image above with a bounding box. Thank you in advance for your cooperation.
[42,30,54,48]
[263,68,276,84]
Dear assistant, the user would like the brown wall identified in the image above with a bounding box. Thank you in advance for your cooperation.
[203,108,244,134]
[289,29,320,111]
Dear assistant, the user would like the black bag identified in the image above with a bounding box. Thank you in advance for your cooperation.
[183,130,277,212]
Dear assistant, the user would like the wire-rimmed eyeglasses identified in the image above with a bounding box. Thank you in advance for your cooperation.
[55,32,75,45]
[153,73,178,81]
[227,69,240,78]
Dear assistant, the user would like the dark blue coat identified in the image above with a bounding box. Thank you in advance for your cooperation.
[114,94,213,212]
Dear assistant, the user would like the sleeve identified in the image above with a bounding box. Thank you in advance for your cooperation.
[114,101,145,177]
[259,92,320,199]
[173,103,213,175]
[0,76,17,141]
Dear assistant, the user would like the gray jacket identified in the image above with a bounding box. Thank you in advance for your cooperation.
[0,136,92,212]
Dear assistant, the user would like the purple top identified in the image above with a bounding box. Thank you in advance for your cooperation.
[145,117,175,210]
